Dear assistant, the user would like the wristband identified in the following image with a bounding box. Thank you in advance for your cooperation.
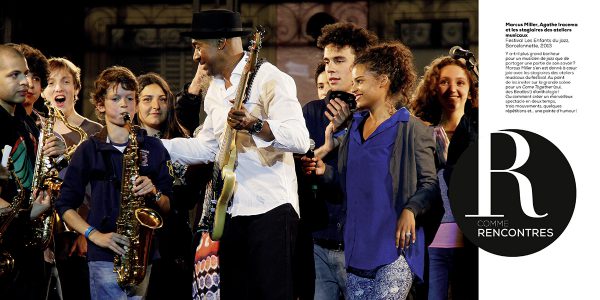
[84,226,96,239]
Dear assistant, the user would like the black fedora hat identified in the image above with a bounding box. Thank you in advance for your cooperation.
[182,9,252,39]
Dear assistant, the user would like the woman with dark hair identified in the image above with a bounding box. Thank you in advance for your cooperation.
[314,61,330,100]
[306,42,439,299]
[135,73,188,139]
[410,56,479,300]
[135,72,204,300]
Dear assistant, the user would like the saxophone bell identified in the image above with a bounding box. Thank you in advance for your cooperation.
[0,250,15,278]
[0,156,26,277]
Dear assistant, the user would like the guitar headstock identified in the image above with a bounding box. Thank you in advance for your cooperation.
[248,26,265,53]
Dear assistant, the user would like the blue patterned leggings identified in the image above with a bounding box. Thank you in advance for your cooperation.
[347,255,413,300]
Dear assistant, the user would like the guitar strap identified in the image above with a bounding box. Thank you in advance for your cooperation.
[242,58,266,104]
[222,58,266,210]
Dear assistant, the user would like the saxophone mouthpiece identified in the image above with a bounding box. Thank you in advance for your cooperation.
[122,113,131,123]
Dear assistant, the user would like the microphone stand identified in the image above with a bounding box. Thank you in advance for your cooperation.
[466,56,479,84]
[450,46,479,86]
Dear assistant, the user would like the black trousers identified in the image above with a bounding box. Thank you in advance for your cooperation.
[55,232,91,300]
[0,246,47,300]
[219,203,299,300]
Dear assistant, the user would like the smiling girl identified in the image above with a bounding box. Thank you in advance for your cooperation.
[307,42,440,299]
[411,56,479,300]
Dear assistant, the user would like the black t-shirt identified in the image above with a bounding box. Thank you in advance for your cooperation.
[0,104,38,252]
[0,104,37,200]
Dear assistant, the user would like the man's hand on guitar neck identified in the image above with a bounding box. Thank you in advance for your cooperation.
[227,105,275,142]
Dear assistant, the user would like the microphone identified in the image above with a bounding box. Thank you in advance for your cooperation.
[306,139,316,159]
[306,139,318,197]
[449,46,474,60]
[449,45,479,82]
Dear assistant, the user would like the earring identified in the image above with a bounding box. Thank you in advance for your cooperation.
[217,38,226,50]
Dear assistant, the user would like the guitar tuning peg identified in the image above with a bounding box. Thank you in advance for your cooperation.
[256,25,266,36]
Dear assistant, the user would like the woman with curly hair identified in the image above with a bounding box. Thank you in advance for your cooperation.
[306,42,440,299]
[411,56,478,136]
[410,56,478,300]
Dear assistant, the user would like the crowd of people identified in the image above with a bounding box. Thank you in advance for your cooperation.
[0,7,478,300]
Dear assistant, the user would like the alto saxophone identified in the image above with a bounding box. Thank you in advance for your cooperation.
[27,99,88,249]
[114,113,163,289]
[0,155,25,277]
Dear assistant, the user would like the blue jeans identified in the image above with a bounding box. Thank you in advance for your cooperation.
[313,244,347,300]
[428,247,477,300]
[88,261,152,300]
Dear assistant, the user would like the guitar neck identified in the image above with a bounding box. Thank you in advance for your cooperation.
[216,59,254,168]
[215,28,262,170]
[232,68,252,110]
[217,126,236,169]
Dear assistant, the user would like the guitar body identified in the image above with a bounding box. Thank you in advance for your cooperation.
[210,140,237,241]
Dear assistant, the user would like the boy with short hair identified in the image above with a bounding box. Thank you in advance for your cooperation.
[300,23,378,300]
[56,66,173,299]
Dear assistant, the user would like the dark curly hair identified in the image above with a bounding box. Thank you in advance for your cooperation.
[9,44,49,87]
[314,61,326,84]
[136,72,187,138]
[316,22,378,55]
[90,66,138,123]
[353,41,417,110]
[410,56,479,125]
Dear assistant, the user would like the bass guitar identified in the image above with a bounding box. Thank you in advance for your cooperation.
[199,27,264,241]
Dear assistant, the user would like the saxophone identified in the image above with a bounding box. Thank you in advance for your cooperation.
[0,155,25,277]
[53,110,88,170]
[53,107,88,234]
[114,113,163,289]
[27,99,88,249]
